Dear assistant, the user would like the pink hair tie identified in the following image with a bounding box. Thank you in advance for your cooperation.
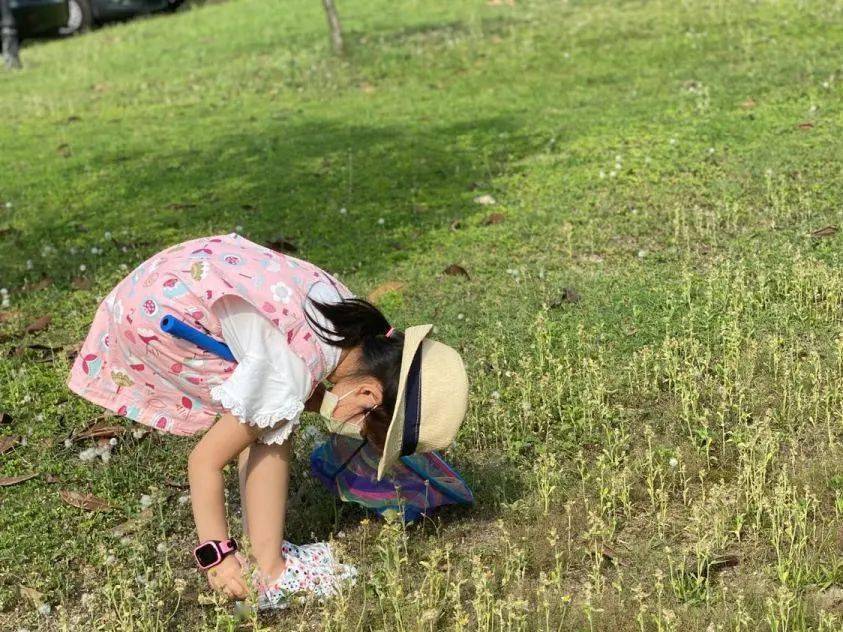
[385,327,395,338]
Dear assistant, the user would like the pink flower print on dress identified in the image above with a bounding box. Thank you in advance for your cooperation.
[177,395,201,420]
[136,328,161,355]
[189,247,213,259]
[123,329,136,345]
[154,415,171,431]
[117,404,141,421]
[220,253,245,266]
[127,355,145,372]
[271,281,292,303]
[81,354,102,378]
[99,332,111,351]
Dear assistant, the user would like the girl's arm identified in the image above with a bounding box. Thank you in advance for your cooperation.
[242,440,290,581]
[187,412,265,598]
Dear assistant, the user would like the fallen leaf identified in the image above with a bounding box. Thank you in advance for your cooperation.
[20,586,44,607]
[266,237,298,254]
[740,98,756,109]
[57,143,72,158]
[25,315,52,334]
[0,435,19,454]
[166,202,197,210]
[60,490,113,512]
[449,219,463,231]
[685,553,739,578]
[797,121,814,130]
[44,474,60,484]
[110,508,154,538]
[550,287,581,307]
[359,81,376,94]
[443,264,471,280]
[92,82,109,93]
[28,277,53,292]
[473,194,497,206]
[74,422,125,441]
[483,212,506,226]
[72,277,92,290]
[810,225,838,239]
[368,281,406,303]
[0,473,38,486]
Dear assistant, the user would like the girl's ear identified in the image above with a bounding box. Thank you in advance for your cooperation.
[359,378,385,406]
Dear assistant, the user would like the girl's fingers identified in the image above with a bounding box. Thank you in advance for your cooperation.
[227,577,248,599]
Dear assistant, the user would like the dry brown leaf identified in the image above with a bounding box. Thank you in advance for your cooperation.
[0,435,19,454]
[360,82,376,94]
[483,212,506,226]
[740,98,756,109]
[443,264,471,280]
[368,281,406,303]
[74,423,125,441]
[60,490,113,512]
[811,225,838,239]
[20,585,44,606]
[57,144,72,158]
[110,508,154,538]
[25,315,52,334]
[28,277,53,292]
[44,474,60,484]
[0,473,39,486]
[797,121,814,130]
[72,277,92,290]
[166,202,197,210]
[551,287,581,307]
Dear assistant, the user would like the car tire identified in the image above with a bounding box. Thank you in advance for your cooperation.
[59,0,92,36]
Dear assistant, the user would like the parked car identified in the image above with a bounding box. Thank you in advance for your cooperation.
[60,0,184,36]
[8,0,69,38]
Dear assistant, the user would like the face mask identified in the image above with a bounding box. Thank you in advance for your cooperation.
[319,386,377,439]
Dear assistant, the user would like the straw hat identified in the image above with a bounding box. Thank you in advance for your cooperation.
[378,324,469,480]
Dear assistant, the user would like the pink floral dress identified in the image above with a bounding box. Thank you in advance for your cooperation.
[67,233,353,437]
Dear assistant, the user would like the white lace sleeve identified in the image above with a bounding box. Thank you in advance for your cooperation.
[210,297,313,446]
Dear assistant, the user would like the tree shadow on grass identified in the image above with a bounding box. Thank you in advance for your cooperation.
[3,114,535,283]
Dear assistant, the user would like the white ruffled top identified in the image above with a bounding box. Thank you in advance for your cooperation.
[208,281,343,445]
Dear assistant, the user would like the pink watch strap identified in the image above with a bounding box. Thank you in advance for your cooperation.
[218,539,236,555]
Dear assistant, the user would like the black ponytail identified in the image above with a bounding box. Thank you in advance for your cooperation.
[305,297,404,451]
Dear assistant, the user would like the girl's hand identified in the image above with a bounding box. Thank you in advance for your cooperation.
[206,555,248,600]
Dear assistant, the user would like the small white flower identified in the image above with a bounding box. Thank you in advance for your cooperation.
[609,170,617,178]
[104,231,112,239]
[821,80,830,89]
[615,154,622,162]
[377,217,385,225]
[119,263,128,271]
[37,603,51,616]
[1,298,8,309]
[109,437,118,446]
[0,288,7,295]
[177,493,190,505]
[100,450,112,463]
[78,447,98,461]
[336,530,346,539]
[156,542,167,553]
[132,429,147,440]
[26,260,33,270]
[121,536,132,545]
[339,207,348,214]
[90,247,98,255]
[105,554,116,565]
[79,264,87,272]
[20,436,27,446]
[669,137,677,145]
[64,438,73,448]
[4,201,11,209]
[669,457,678,468]
[139,494,153,509]
[270,281,292,304]
[599,170,606,179]
[70,247,77,254]
[457,313,464,320]
[491,390,501,399]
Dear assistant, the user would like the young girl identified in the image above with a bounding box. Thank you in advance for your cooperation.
[67,233,469,608]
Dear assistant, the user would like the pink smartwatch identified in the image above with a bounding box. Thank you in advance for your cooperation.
[193,539,238,570]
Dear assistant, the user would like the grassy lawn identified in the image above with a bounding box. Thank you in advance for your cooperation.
[1,0,842,629]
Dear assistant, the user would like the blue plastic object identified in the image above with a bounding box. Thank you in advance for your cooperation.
[159,315,236,362]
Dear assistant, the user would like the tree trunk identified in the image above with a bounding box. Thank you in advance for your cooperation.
[0,0,21,69]
[321,0,344,55]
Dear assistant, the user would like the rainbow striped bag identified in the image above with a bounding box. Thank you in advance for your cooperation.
[310,435,474,523]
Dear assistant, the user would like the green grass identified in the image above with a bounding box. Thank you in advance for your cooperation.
[1,0,842,629]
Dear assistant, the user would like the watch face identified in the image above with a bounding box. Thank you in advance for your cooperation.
[195,542,220,567]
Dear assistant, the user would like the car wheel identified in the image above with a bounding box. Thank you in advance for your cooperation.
[59,0,92,36]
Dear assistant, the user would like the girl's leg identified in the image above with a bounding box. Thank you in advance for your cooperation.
[243,440,291,580]
[238,446,251,540]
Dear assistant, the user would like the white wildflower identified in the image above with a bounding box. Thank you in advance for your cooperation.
[377,217,385,225]
[599,170,606,179]
[64,438,73,448]
[79,264,87,272]
[139,494,153,509]
[37,603,51,616]
[637,249,648,259]
[491,390,501,399]
[105,554,116,565]
[104,231,112,239]
[339,207,347,214]
[156,542,167,553]
[177,493,190,505]
[26,259,33,270]
[669,137,677,145]
[669,457,678,468]
[457,313,464,320]
[78,447,98,461]
[109,437,118,446]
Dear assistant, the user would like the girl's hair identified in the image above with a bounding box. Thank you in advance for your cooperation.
[305,297,404,451]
